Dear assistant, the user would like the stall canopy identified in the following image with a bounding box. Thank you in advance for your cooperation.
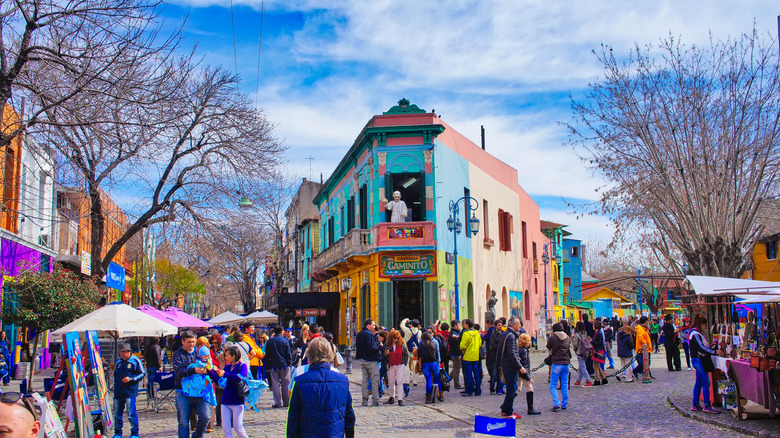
[687,275,780,300]
[137,304,180,327]
[52,302,178,338]
[222,310,279,325]
[162,306,213,328]
[207,311,242,325]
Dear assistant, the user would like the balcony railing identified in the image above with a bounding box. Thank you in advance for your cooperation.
[311,221,436,273]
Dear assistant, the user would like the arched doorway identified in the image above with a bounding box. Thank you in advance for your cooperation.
[467,283,474,320]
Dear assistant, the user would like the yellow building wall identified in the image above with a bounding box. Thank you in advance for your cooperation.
[751,241,780,282]
[0,105,22,234]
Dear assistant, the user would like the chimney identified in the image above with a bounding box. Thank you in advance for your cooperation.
[320,173,323,185]
[481,125,485,150]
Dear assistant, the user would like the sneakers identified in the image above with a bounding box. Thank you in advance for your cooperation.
[583,381,594,387]
[500,412,521,419]
[691,405,703,411]
[551,406,561,412]
[573,381,581,387]
[361,399,368,407]
[687,367,692,371]
[398,400,404,406]
[702,406,719,414]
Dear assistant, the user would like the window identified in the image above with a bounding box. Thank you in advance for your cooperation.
[359,185,368,229]
[498,209,512,251]
[767,240,778,260]
[347,196,355,231]
[464,188,471,239]
[571,246,579,257]
[341,206,345,235]
[483,200,489,239]
[521,221,528,258]
[328,217,335,247]
[532,242,537,260]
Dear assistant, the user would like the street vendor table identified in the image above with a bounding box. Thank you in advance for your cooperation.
[727,359,778,419]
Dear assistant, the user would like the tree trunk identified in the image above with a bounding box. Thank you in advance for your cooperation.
[89,182,106,279]
[27,332,39,391]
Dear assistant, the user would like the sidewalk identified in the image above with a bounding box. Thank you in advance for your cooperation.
[667,388,780,438]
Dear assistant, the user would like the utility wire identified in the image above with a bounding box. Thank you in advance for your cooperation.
[229,0,239,76]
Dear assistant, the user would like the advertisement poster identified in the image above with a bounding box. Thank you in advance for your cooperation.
[509,291,523,320]
[62,332,94,438]
[86,330,112,430]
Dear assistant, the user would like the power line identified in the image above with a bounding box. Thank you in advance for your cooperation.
[229,0,239,76]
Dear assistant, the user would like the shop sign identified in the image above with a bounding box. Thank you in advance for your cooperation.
[106,262,126,290]
[295,308,327,317]
[388,225,424,239]
[379,253,436,278]
[81,251,91,276]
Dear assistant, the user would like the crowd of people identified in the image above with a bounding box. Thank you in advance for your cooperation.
[84,310,723,437]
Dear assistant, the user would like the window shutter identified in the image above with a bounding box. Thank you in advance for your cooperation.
[498,208,505,251]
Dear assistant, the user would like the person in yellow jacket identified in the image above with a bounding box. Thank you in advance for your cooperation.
[242,322,265,379]
[459,319,483,396]
[634,316,653,383]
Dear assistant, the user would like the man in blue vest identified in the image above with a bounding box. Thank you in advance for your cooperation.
[113,342,145,438]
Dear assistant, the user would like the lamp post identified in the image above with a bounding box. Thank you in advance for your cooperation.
[542,245,550,316]
[447,196,480,321]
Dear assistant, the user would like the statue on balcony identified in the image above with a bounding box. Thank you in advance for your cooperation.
[382,190,408,223]
[486,290,498,322]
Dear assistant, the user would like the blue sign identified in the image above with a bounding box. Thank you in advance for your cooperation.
[106,262,126,291]
[474,415,515,437]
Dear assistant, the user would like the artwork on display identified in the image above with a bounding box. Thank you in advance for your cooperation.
[86,330,112,430]
[387,225,425,239]
[62,332,94,438]
[32,392,67,438]
[379,253,436,278]
[509,291,523,320]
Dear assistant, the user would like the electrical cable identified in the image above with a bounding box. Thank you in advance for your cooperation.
[255,0,264,107]
[229,0,239,76]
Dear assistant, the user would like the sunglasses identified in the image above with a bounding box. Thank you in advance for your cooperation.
[0,392,38,420]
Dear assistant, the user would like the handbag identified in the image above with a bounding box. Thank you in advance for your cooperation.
[700,354,715,373]
[439,368,451,391]
[237,378,251,397]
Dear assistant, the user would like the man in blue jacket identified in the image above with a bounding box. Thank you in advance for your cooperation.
[266,324,293,408]
[173,331,209,438]
[355,318,382,406]
[113,342,145,438]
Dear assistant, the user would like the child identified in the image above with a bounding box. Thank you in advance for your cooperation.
[517,333,540,415]
[113,342,145,438]
[182,346,217,407]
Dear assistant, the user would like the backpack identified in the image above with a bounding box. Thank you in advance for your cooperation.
[581,334,594,358]
[434,334,449,359]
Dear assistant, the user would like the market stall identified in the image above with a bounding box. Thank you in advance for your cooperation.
[686,275,780,419]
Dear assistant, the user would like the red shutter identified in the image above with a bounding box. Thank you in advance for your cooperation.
[504,212,512,251]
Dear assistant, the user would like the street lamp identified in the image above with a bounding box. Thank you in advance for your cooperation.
[542,245,551,316]
[447,196,480,321]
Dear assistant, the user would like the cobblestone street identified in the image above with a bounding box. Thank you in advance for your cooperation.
[129,351,748,437]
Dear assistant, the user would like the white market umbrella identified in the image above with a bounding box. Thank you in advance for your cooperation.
[52,301,178,338]
[222,310,279,325]
[207,311,242,325]
[686,275,780,297]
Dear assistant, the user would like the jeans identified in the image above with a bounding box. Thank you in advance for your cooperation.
[692,357,711,407]
[463,360,481,395]
[221,404,249,438]
[176,390,210,438]
[113,397,139,436]
[682,343,691,368]
[549,364,569,408]
[360,361,380,403]
[147,367,158,399]
[267,368,291,407]
[665,342,681,371]
[619,357,633,380]
[489,361,505,393]
[605,343,615,367]
[500,368,517,415]
[421,362,441,395]
[576,355,590,382]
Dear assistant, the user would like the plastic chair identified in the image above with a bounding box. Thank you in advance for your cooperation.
[153,371,176,413]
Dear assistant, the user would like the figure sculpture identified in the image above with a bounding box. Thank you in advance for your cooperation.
[486,290,498,322]
[383,191,408,223]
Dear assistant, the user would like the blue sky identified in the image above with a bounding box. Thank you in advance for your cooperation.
[158,0,778,243]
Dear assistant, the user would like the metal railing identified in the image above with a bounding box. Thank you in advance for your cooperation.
[311,228,372,273]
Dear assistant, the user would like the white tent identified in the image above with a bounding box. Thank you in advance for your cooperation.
[686,275,780,300]
[222,310,279,325]
[207,311,243,326]
[52,302,178,338]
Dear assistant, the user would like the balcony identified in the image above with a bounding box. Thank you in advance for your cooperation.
[310,221,436,278]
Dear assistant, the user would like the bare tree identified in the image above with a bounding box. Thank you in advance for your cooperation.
[35,51,285,278]
[0,0,165,147]
[569,29,780,278]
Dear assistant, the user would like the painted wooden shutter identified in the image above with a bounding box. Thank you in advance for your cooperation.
[377,281,394,328]
[423,281,439,326]
[498,208,505,251]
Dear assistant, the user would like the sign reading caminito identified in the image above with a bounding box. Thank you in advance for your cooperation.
[379,253,436,278]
